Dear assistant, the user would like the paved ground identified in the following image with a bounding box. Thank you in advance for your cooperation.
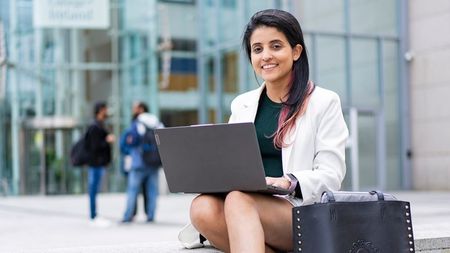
[0,193,195,252]
[0,191,449,253]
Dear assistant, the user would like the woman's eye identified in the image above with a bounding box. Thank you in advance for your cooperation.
[272,44,282,50]
[252,47,262,54]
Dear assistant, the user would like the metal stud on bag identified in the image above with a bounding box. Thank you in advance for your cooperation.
[405,204,415,252]
[295,209,302,252]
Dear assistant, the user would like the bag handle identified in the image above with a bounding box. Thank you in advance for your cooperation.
[324,191,336,202]
[370,190,385,201]
[324,190,385,202]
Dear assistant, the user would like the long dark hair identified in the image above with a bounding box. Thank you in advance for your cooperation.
[242,9,315,148]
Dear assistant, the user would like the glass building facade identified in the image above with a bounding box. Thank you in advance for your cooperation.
[0,0,409,195]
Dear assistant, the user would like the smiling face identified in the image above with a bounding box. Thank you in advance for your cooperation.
[249,26,302,88]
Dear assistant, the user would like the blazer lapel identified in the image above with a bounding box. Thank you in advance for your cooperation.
[241,84,266,122]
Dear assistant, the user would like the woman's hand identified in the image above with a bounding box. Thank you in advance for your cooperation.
[266,176,291,190]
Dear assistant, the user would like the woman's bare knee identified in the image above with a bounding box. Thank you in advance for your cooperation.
[224,191,256,214]
[190,195,224,231]
[225,192,294,251]
[189,195,230,251]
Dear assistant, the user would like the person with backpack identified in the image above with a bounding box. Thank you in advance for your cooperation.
[86,101,115,227]
[119,115,149,219]
[121,101,163,223]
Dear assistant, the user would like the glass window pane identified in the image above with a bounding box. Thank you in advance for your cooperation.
[222,50,239,122]
[248,0,276,16]
[202,3,219,48]
[384,41,401,189]
[359,114,378,189]
[351,39,379,108]
[220,0,240,42]
[23,129,41,194]
[300,0,345,33]
[350,0,397,36]
[315,36,347,103]
[163,54,197,91]
[160,2,197,41]
[223,51,238,93]
[207,57,215,92]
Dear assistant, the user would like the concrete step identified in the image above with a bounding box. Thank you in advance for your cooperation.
[21,242,221,253]
[1,192,449,253]
[19,238,450,253]
[416,237,450,252]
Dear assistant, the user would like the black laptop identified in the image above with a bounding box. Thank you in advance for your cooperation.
[154,122,291,195]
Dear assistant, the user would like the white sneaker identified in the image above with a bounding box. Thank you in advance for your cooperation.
[90,216,112,228]
[178,223,206,249]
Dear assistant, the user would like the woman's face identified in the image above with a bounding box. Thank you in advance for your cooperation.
[249,26,302,87]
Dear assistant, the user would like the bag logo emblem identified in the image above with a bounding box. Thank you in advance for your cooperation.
[349,240,379,253]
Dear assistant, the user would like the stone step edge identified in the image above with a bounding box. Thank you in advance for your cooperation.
[416,237,450,251]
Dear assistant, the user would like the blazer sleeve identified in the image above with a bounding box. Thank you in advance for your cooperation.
[293,92,348,205]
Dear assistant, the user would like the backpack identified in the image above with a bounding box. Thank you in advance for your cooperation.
[140,126,162,168]
[70,130,91,167]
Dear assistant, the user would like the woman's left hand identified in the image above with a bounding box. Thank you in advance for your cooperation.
[266,176,291,190]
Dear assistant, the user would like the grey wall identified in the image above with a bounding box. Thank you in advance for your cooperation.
[410,0,450,190]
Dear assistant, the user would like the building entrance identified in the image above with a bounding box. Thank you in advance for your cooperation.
[21,117,87,195]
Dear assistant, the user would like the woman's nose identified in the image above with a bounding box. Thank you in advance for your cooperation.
[262,51,272,61]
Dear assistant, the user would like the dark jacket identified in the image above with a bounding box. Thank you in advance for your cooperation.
[86,120,111,167]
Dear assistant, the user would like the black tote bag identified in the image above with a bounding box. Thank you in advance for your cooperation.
[292,191,415,253]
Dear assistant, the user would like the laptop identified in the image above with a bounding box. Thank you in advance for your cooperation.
[154,122,291,195]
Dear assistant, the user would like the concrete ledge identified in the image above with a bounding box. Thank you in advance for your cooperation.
[2,192,449,253]
[416,237,450,252]
[21,238,450,253]
[22,242,222,253]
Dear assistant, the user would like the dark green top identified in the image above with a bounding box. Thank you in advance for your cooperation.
[254,89,283,177]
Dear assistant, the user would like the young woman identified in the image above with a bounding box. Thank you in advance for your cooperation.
[187,9,348,253]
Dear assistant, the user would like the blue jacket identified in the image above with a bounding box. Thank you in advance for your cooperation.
[123,113,163,170]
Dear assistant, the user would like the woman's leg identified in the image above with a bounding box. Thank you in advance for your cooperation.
[224,191,293,253]
[190,194,230,252]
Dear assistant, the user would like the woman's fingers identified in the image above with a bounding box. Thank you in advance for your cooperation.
[265,177,290,189]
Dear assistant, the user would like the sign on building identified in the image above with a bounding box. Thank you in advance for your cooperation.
[33,0,110,29]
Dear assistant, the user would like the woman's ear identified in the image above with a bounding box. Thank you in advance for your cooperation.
[293,44,303,61]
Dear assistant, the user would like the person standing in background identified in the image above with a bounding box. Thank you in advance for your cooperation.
[119,105,149,220]
[86,101,115,227]
[121,101,163,223]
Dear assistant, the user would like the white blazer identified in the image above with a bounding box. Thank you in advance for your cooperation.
[229,84,349,205]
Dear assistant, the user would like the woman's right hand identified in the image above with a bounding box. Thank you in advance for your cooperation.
[266,176,291,190]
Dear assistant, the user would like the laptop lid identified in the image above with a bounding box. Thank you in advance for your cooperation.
[154,122,288,194]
